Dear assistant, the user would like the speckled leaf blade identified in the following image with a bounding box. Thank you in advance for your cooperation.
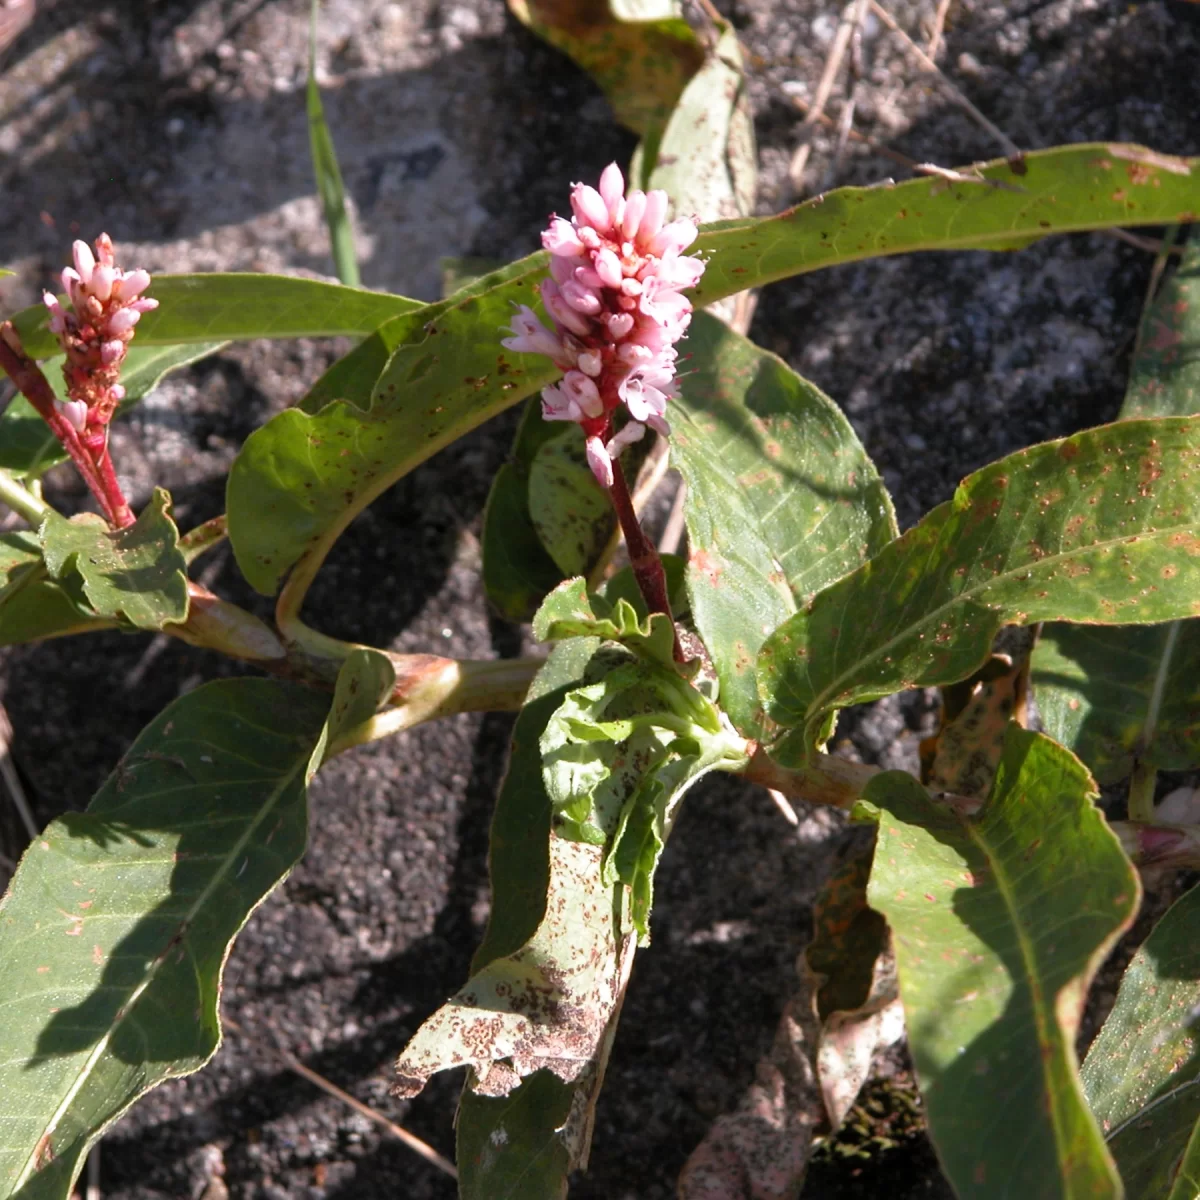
[0,341,228,476]
[39,488,188,631]
[508,0,703,139]
[0,678,332,1200]
[11,275,420,359]
[672,311,896,737]
[690,144,1200,305]
[0,532,109,646]
[865,727,1138,1199]
[227,264,554,595]
[1035,229,1200,783]
[1083,882,1200,1196]
[455,640,600,1196]
[759,418,1200,758]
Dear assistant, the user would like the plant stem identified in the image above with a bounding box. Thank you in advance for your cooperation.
[608,456,682,660]
[0,467,50,526]
[324,655,543,757]
[1127,759,1158,823]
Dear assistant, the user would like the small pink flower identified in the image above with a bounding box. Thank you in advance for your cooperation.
[503,163,703,488]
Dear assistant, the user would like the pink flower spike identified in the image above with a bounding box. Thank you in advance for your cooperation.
[639,190,669,242]
[542,217,585,257]
[648,217,698,257]
[108,308,140,334]
[621,191,647,241]
[100,339,125,366]
[570,183,611,234]
[598,163,625,215]
[586,435,614,489]
[72,240,96,285]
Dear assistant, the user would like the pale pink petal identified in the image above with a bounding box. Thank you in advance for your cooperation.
[55,398,89,432]
[606,312,635,340]
[648,217,698,257]
[594,248,623,289]
[129,297,159,313]
[586,436,614,488]
[621,191,647,241]
[570,183,611,233]
[577,350,603,377]
[562,370,603,418]
[574,266,605,289]
[541,280,592,337]
[653,253,705,290]
[100,339,125,365]
[119,269,152,300]
[646,413,671,436]
[542,217,586,257]
[560,279,602,316]
[638,191,669,243]
[598,162,625,214]
[110,383,126,403]
[89,265,115,303]
[108,308,141,334]
[72,240,96,286]
[605,421,645,458]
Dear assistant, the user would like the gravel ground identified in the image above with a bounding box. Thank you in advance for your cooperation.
[1,0,1198,1196]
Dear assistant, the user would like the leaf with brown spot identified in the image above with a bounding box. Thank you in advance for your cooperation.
[760,418,1200,762]
[864,727,1139,1199]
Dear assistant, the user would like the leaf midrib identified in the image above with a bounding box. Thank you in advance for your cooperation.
[10,749,310,1190]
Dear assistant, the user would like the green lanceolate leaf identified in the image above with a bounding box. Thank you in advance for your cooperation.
[0,678,334,1200]
[39,488,189,631]
[306,0,359,288]
[759,417,1200,761]
[0,532,110,646]
[864,726,1138,1199]
[1034,228,1200,783]
[0,341,228,477]
[11,275,420,359]
[1083,882,1200,1197]
[672,311,896,738]
[227,260,554,595]
[690,143,1200,304]
[508,0,703,142]
[533,577,677,670]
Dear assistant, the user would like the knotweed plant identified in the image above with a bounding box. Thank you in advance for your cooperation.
[1,143,1200,1200]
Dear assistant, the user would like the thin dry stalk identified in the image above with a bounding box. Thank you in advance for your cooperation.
[926,0,953,60]
[658,479,687,555]
[789,0,861,195]
[0,705,37,841]
[868,0,1021,159]
[822,0,871,191]
[222,1017,457,1180]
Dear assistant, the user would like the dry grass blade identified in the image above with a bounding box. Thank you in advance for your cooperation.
[868,0,1021,159]
[0,703,37,842]
[926,0,953,60]
[222,1017,457,1180]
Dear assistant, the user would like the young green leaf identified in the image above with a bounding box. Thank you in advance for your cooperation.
[0,678,334,1200]
[39,489,189,631]
[533,578,677,671]
[227,263,554,595]
[0,531,111,646]
[690,143,1200,304]
[1083,882,1200,1197]
[10,275,420,359]
[306,0,359,287]
[864,726,1138,1199]
[0,341,228,477]
[1034,229,1200,783]
[672,311,896,738]
[759,417,1200,761]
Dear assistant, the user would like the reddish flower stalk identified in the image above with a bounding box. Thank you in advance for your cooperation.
[503,164,702,644]
[0,235,157,529]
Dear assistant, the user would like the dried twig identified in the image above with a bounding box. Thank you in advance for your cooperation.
[821,0,871,192]
[789,0,862,196]
[222,1016,457,1180]
[926,0,953,61]
[868,0,1021,160]
[0,705,36,842]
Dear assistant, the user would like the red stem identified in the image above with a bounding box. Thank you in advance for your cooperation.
[608,456,683,662]
[0,322,133,528]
